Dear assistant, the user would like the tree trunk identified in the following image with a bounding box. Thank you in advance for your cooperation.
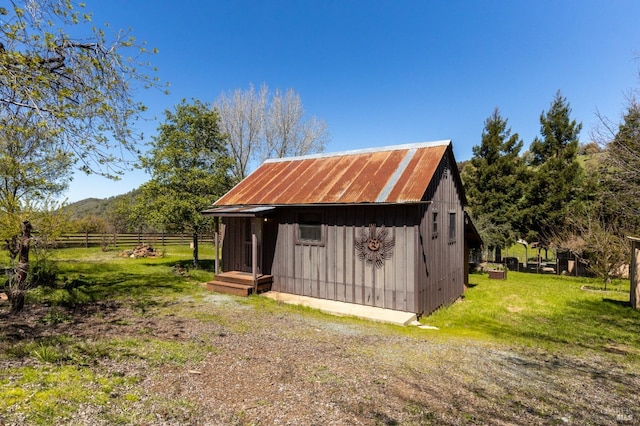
[495,247,502,263]
[9,221,32,314]
[192,231,199,268]
[9,290,25,313]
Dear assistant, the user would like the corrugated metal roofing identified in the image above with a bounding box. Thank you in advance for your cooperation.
[201,206,275,216]
[215,140,451,206]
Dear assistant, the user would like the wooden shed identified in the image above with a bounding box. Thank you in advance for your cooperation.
[203,140,482,316]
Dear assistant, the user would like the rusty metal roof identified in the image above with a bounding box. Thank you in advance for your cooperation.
[201,205,275,217]
[215,140,452,206]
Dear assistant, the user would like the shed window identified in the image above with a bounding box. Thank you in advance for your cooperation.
[449,212,456,242]
[432,211,438,238]
[296,211,324,245]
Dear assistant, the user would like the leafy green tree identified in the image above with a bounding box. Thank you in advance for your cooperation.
[0,0,161,312]
[0,105,73,314]
[462,108,526,260]
[74,215,107,234]
[0,1,161,178]
[0,114,72,214]
[523,91,583,245]
[138,100,233,267]
[105,189,154,234]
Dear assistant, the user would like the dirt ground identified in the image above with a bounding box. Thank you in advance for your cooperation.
[1,293,639,425]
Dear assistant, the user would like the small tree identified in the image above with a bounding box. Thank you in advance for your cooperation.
[2,199,68,312]
[549,202,628,286]
[138,100,233,267]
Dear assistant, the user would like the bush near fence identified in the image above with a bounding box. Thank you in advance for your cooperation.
[55,233,219,249]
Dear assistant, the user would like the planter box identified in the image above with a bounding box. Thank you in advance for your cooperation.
[488,270,507,280]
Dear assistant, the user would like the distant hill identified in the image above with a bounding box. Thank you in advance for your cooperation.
[63,189,139,221]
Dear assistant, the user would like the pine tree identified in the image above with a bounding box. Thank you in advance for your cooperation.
[523,91,583,245]
[462,108,526,259]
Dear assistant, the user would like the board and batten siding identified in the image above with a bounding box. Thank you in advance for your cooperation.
[270,152,465,316]
[221,216,266,274]
[417,153,465,315]
[271,205,422,313]
[221,217,245,272]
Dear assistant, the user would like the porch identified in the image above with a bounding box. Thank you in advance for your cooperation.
[206,271,273,297]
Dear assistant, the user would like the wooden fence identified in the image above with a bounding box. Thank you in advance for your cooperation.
[54,232,219,249]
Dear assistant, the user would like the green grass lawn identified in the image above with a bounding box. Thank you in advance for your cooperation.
[26,245,218,305]
[9,246,640,358]
[2,247,640,424]
[426,271,640,358]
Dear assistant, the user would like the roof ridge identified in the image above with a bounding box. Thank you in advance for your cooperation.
[264,140,451,163]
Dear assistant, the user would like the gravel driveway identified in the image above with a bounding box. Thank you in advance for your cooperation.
[1,293,639,425]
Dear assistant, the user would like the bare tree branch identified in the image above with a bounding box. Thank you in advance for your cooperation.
[215,85,329,182]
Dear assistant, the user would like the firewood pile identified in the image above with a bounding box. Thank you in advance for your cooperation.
[120,244,162,258]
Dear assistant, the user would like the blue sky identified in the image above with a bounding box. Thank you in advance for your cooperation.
[65,0,640,202]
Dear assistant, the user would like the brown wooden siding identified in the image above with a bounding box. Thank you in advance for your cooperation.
[270,205,421,313]
[417,152,465,314]
[221,217,245,272]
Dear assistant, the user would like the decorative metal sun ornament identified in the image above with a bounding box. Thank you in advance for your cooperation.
[355,224,395,268]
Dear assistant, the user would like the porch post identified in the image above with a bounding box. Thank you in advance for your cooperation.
[252,232,258,293]
[214,230,219,275]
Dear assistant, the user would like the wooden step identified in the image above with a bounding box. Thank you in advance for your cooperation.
[207,280,253,297]
[215,271,273,286]
[206,275,273,297]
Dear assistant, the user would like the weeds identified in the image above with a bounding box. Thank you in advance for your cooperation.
[31,342,63,363]
[39,307,71,325]
[0,365,127,425]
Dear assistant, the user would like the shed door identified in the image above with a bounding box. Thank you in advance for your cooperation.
[242,218,262,274]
